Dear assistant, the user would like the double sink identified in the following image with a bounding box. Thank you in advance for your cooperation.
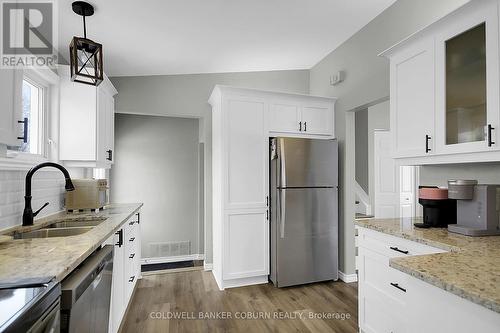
[13,217,107,239]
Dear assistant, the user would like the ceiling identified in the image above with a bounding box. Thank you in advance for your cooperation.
[58,0,397,77]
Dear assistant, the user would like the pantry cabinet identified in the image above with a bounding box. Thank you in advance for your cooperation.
[58,65,117,168]
[356,226,500,333]
[382,0,500,164]
[0,69,22,146]
[209,86,335,290]
[107,211,141,333]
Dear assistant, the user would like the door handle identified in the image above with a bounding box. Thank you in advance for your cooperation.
[279,189,286,238]
[488,124,495,147]
[115,229,123,247]
[304,122,307,132]
[17,117,28,143]
[106,149,113,161]
[425,135,431,153]
[299,121,302,131]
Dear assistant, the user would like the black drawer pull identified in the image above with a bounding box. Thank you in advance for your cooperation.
[129,253,135,259]
[304,122,307,132]
[390,246,409,254]
[129,276,135,283]
[129,237,135,242]
[299,121,302,131]
[390,282,406,293]
[106,149,113,161]
[129,221,135,226]
[115,229,123,247]
[425,135,431,153]
[136,213,140,224]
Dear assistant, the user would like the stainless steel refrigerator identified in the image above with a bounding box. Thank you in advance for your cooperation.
[269,137,338,287]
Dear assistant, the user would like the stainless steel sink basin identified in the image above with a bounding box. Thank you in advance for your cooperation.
[46,218,106,229]
[13,226,94,239]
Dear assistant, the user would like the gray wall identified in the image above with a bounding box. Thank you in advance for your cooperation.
[420,163,500,187]
[355,109,369,193]
[368,100,390,209]
[110,114,200,258]
[309,0,470,274]
[110,70,309,263]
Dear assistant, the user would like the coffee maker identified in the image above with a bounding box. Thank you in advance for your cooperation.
[415,186,457,228]
[447,180,500,236]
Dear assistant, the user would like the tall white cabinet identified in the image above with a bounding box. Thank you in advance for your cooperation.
[0,69,22,146]
[209,86,336,290]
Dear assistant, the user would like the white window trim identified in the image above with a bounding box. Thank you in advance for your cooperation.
[0,66,60,171]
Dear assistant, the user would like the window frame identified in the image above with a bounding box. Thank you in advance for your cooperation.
[0,67,60,170]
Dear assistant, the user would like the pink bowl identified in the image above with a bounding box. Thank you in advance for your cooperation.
[419,187,449,200]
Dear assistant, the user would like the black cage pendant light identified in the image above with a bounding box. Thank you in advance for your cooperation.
[69,1,103,86]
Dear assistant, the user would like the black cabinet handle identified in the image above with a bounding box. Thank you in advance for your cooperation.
[425,135,431,153]
[266,210,268,220]
[390,246,409,254]
[129,253,135,259]
[106,149,113,161]
[299,121,302,131]
[488,124,495,147]
[266,196,268,207]
[129,221,135,226]
[17,117,28,143]
[129,237,135,242]
[115,229,123,247]
[390,282,406,293]
[304,122,307,132]
[136,213,140,224]
[129,276,135,283]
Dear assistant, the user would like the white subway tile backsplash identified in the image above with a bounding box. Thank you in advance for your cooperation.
[0,170,66,230]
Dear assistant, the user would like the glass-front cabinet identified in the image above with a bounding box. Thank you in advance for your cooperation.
[435,3,500,154]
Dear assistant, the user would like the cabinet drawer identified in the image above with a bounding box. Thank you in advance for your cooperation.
[361,284,407,333]
[359,247,409,304]
[358,227,446,258]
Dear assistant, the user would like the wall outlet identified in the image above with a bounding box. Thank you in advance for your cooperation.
[330,71,345,86]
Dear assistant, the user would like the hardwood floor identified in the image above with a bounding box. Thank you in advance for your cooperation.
[121,270,358,333]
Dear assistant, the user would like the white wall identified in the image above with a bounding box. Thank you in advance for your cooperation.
[368,100,390,210]
[420,163,500,186]
[110,114,200,259]
[355,109,368,193]
[309,0,470,274]
[110,70,309,263]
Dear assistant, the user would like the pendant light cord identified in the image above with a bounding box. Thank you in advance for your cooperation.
[82,14,87,39]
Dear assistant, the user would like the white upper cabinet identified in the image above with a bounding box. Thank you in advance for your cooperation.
[0,69,22,146]
[58,65,117,168]
[269,95,335,137]
[434,1,499,154]
[390,38,435,158]
[382,0,500,164]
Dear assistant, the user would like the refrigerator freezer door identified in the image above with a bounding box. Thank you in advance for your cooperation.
[277,138,338,188]
[275,187,338,287]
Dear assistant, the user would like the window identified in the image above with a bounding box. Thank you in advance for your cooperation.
[8,75,47,156]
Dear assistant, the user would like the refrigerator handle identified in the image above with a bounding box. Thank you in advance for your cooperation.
[279,189,286,239]
[279,138,286,188]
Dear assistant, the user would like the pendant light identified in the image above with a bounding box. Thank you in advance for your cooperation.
[69,1,103,86]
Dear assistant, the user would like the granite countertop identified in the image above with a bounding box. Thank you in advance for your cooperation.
[0,203,142,283]
[355,217,500,314]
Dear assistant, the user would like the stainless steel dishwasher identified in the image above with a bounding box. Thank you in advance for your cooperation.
[60,245,113,333]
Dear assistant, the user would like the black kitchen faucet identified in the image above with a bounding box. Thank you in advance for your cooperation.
[22,162,75,226]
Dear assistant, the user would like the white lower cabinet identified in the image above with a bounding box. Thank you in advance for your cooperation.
[106,211,141,333]
[357,227,500,333]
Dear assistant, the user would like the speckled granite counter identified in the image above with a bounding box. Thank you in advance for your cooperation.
[0,203,142,283]
[355,217,500,313]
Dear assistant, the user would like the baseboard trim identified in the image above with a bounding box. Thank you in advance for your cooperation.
[140,254,205,265]
[204,263,213,271]
[218,275,269,290]
[339,271,358,283]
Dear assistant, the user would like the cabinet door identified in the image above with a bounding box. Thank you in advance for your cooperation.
[224,95,268,210]
[97,87,108,165]
[223,210,269,279]
[300,102,334,136]
[107,96,115,164]
[390,38,435,158]
[269,100,301,133]
[0,69,22,146]
[110,229,125,333]
[435,1,500,154]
